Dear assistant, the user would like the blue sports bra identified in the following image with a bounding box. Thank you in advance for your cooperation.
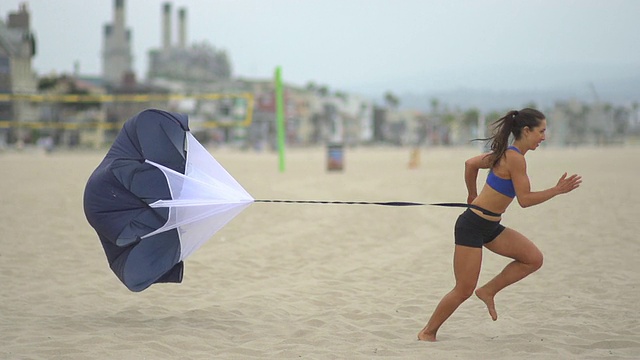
[486,146,521,198]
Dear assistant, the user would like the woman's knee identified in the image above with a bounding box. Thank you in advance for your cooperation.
[528,250,544,271]
[452,284,476,300]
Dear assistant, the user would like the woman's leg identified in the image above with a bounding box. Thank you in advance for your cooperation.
[418,245,483,341]
[475,228,544,320]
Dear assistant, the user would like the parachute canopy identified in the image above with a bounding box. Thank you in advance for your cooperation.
[83,109,253,292]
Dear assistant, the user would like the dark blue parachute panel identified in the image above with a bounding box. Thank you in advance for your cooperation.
[84,109,190,292]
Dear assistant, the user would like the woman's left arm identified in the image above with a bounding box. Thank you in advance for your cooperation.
[510,154,581,208]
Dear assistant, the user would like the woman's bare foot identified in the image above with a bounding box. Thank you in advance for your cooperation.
[475,288,498,321]
[417,329,437,342]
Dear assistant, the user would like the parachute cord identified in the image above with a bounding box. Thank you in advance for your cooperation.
[254,200,502,217]
[254,199,423,206]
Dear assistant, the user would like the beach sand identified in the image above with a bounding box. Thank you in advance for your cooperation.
[1,145,639,359]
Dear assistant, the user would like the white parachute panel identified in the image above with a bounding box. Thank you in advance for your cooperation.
[143,132,253,261]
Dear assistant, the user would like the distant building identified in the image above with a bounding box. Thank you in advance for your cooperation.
[102,0,134,86]
[0,2,38,144]
[147,2,231,86]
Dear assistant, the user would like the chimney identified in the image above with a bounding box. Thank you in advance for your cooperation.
[8,2,30,30]
[114,0,125,37]
[162,2,172,50]
[178,7,187,49]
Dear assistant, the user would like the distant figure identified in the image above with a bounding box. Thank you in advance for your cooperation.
[417,108,581,341]
[408,147,420,169]
[41,136,54,153]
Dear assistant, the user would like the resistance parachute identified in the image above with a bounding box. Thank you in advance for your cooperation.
[83,109,253,292]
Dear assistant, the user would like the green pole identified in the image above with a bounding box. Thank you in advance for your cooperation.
[275,66,286,172]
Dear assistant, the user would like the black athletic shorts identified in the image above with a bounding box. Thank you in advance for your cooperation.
[454,208,505,248]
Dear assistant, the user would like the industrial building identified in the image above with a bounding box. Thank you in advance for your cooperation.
[147,2,231,86]
[101,0,133,86]
[0,2,38,145]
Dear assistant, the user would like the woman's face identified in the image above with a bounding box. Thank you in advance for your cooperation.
[526,119,547,150]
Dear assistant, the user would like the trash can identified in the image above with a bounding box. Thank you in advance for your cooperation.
[326,143,344,171]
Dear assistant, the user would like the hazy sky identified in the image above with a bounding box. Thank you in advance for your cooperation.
[2,0,639,94]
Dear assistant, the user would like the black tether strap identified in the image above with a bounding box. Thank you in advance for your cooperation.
[430,203,502,217]
[254,200,502,217]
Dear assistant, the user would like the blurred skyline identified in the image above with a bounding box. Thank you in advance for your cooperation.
[2,0,640,98]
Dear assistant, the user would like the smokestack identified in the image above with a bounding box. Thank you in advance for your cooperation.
[114,0,125,38]
[178,7,187,49]
[8,3,30,30]
[162,2,172,50]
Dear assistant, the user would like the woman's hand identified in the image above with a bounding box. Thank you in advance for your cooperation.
[467,194,477,204]
[555,172,582,194]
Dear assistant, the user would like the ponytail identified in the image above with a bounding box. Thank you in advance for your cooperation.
[477,108,545,168]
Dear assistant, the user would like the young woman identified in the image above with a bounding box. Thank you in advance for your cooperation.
[417,108,582,341]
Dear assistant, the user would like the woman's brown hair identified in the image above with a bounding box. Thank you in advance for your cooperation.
[480,108,545,168]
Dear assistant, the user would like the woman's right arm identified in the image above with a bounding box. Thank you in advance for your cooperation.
[464,153,491,203]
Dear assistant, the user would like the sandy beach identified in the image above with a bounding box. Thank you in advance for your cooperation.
[1,145,639,359]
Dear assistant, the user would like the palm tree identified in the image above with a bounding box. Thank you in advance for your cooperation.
[462,108,480,127]
[632,102,640,131]
[318,86,329,97]
[429,97,440,115]
[384,91,400,109]
[305,81,317,92]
